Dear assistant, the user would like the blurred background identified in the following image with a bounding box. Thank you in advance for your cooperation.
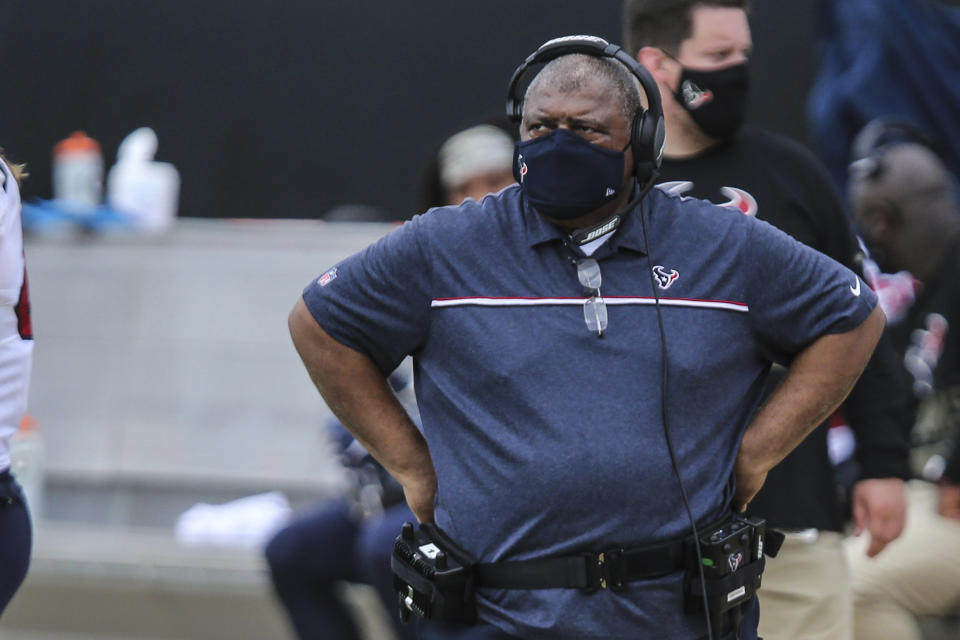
[0,0,956,638]
[0,0,819,221]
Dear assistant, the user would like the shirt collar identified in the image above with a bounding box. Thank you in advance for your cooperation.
[522,186,649,256]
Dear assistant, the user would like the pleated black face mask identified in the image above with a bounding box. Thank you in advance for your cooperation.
[514,128,626,220]
[675,62,750,141]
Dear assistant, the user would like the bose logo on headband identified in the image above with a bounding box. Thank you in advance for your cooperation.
[541,35,610,47]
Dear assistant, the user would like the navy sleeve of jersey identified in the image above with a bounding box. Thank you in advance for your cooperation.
[302,216,432,375]
[742,217,878,364]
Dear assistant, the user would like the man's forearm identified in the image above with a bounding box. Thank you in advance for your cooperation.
[735,306,886,504]
[288,297,436,519]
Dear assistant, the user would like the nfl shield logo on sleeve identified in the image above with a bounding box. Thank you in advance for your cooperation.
[318,267,338,287]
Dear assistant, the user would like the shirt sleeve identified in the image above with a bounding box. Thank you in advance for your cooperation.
[742,217,878,365]
[301,216,432,375]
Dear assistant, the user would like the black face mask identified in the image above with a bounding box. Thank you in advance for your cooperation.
[674,63,750,140]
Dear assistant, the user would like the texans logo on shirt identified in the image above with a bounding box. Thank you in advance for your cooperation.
[653,265,680,290]
[656,181,758,217]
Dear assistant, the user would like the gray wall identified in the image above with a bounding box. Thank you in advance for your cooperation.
[23,220,399,526]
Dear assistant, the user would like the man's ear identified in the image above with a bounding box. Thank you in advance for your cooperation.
[637,46,674,87]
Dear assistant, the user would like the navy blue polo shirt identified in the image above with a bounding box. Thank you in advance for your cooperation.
[302,185,877,639]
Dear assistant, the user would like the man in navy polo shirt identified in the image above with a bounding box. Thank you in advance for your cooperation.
[288,46,884,640]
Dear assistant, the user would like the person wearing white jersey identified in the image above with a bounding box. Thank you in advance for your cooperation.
[0,151,33,616]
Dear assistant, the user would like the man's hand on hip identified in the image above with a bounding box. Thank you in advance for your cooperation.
[732,464,768,513]
[401,467,438,524]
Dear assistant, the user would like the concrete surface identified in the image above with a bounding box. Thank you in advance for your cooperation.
[1,219,399,639]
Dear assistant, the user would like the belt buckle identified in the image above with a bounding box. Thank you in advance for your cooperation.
[582,552,602,594]
[602,548,628,592]
[584,548,628,593]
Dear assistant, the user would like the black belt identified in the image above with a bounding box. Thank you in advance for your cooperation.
[475,537,686,593]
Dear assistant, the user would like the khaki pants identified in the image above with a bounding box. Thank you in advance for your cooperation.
[757,530,852,640]
[845,480,960,640]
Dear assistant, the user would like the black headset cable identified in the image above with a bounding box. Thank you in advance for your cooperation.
[636,181,715,640]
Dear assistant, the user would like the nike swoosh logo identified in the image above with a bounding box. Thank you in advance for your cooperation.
[850,278,861,296]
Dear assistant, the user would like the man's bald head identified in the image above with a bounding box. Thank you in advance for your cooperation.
[523,54,643,125]
[851,144,955,215]
[851,143,960,277]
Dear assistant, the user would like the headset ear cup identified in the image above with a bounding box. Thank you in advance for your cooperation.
[652,116,665,167]
[512,101,523,123]
[631,108,653,180]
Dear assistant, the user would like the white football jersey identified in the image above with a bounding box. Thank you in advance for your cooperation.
[0,157,33,472]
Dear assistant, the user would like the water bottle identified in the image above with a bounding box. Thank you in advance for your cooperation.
[106,127,181,232]
[52,131,104,211]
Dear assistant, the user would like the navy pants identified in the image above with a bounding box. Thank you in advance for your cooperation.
[0,469,31,616]
[417,595,759,640]
[418,620,519,640]
[264,498,417,640]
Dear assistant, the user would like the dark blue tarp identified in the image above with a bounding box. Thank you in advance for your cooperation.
[807,0,960,194]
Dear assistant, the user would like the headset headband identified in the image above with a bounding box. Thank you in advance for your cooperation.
[506,36,662,126]
[506,35,665,174]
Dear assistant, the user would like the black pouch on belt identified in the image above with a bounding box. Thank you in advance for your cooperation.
[683,513,784,637]
[391,521,477,625]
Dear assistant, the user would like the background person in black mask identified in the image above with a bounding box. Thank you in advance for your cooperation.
[623,2,911,639]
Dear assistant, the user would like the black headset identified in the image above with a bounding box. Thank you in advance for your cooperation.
[506,35,666,187]
[849,118,942,181]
